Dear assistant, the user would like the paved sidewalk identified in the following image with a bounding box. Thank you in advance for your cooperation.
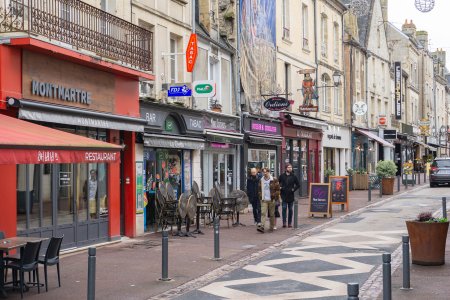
[3,178,428,299]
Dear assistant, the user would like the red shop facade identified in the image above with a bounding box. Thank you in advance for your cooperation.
[0,39,153,249]
[281,113,326,197]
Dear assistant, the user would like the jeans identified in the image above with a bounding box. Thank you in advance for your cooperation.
[250,198,261,223]
[261,200,275,229]
[282,201,294,225]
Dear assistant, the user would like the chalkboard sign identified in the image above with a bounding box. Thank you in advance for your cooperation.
[308,183,331,218]
[329,176,349,211]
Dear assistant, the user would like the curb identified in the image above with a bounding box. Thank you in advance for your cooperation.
[149,184,428,299]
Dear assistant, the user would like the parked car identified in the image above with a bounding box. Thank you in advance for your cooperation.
[429,157,450,187]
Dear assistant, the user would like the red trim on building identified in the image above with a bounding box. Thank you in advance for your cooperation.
[123,132,137,237]
[8,38,155,81]
[0,165,17,237]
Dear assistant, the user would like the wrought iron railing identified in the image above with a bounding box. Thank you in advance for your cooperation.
[0,0,153,71]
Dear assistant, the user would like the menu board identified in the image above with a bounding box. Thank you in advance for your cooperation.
[329,176,349,211]
[308,183,332,218]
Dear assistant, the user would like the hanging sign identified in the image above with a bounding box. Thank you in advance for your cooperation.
[186,33,198,72]
[168,83,192,97]
[308,183,332,218]
[329,176,349,211]
[378,115,387,126]
[192,80,216,97]
[299,71,319,113]
[263,97,290,111]
[394,62,402,120]
[352,101,368,116]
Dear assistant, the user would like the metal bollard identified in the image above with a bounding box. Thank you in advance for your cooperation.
[213,216,221,260]
[368,183,372,202]
[443,197,447,219]
[405,174,408,190]
[412,171,415,186]
[294,200,299,228]
[401,236,411,290]
[424,171,426,183]
[347,283,360,300]
[379,179,383,198]
[418,171,421,184]
[160,230,170,281]
[87,247,96,300]
[397,175,400,192]
[383,253,392,300]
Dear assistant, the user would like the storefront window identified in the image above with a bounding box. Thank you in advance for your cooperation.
[98,164,108,218]
[213,153,226,195]
[88,163,98,219]
[247,148,277,177]
[77,164,89,221]
[226,155,234,195]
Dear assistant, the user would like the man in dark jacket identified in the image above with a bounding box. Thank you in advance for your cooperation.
[278,163,300,228]
[246,168,261,225]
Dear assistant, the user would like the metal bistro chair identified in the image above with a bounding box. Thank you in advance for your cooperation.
[156,184,178,232]
[38,236,64,292]
[213,182,237,228]
[5,241,42,298]
[192,181,213,232]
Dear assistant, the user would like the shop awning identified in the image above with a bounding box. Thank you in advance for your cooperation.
[15,99,146,132]
[288,114,328,131]
[247,133,283,146]
[427,142,439,151]
[205,130,244,145]
[144,134,205,150]
[356,129,394,148]
[0,114,122,164]
[415,141,437,151]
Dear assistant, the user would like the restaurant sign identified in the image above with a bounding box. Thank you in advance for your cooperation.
[263,97,290,111]
[32,80,92,105]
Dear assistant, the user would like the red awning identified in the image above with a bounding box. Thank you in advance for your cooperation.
[0,114,122,164]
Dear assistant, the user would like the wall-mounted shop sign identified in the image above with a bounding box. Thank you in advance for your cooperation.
[204,115,238,131]
[31,80,93,105]
[168,83,192,97]
[383,129,397,140]
[394,62,402,120]
[192,80,216,97]
[185,115,204,132]
[378,115,387,126]
[352,101,368,116]
[299,69,318,113]
[263,97,290,111]
[250,120,281,135]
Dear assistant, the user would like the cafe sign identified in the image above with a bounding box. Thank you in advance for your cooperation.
[192,80,216,97]
[31,80,92,105]
[263,97,290,111]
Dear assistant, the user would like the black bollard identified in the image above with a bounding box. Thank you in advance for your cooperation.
[213,216,221,260]
[383,253,392,300]
[405,174,408,190]
[159,230,171,281]
[401,236,411,290]
[424,170,426,183]
[87,247,96,300]
[368,183,372,202]
[294,200,299,228]
[443,197,447,219]
[412,171,415,186]
[397,175,400,192]
[347,283,360,300]
[418,171,421,184]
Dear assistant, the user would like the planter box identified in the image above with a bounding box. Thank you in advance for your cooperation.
[381,177,395,195]
[353,174,369,190]
[406,221,449,265]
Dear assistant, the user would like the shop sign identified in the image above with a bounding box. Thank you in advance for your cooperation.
[185,115,204,132]
[59,172,71,187]
[299,69,318,113]
[192,80,216,97]
[168,83,192,97]
[165,119,175,132]
[204,115,238,131]
[136,162,144,214]
[378,115,387,126]
[299,105,319,113]
[0,149,120,164]
[263,97,290,111]
[295,129,322,141]
[31,80,93,105]
[352,101,368,116]
[383,129,397,140]
[394,62,402,120]
[401,123,413,135]
[250,120,280,135]
[144,137,205,150]
[186,33,198,72]
[211,143,230,149]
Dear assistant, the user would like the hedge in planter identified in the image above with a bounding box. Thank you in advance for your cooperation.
[406,212,449,266]
[376,160,397,195]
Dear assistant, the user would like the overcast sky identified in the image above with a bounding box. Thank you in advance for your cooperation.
[388,0,450,60]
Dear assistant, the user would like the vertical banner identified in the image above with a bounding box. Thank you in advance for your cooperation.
[394,62,402,120]
[136,161,144,214]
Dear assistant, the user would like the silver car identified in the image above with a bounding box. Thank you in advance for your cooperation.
[430,158,450,187]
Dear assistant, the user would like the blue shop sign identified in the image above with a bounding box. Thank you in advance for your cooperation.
[168,84,192,97]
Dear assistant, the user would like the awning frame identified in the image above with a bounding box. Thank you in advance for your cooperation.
[356,129,395,148]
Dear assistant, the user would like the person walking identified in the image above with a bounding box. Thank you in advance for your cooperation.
[279,163,300,228]
[246,168,261,225]
[257,167,280,233]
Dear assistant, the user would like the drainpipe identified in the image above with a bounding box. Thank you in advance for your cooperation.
[365,51,369,128]
[313,0,318,83]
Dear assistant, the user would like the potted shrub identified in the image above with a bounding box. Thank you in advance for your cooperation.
[376,160,397,195]
[324,168,335,183]
[406,212,449,265]
[346,168,354,190]
[353,168,369,190]
[210,100,222,113]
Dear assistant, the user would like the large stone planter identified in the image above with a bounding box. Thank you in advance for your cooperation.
[381,177,395,195]
[353,174,369,190]
[406,221,449,265]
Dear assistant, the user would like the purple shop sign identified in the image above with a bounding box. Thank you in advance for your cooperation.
[250,120,280,135]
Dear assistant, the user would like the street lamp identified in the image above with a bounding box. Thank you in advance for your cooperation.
[332,71,341,87]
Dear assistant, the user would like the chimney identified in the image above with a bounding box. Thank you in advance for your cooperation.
[402,19,416,38]
[416,30,429,50]
[380,0,388,22]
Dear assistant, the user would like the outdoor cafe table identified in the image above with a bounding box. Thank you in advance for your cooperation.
[0,236,48,298]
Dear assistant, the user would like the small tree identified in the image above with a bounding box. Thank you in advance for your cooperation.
[376,160,398,178]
